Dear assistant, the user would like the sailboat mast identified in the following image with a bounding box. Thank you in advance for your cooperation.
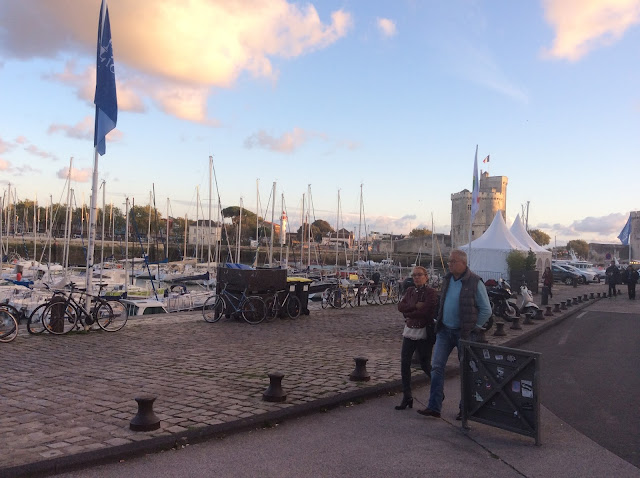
[237,197,243,263]
[208,156,212,268]
[166,198,170,261]
[335,190,340,269]
[125,197,129,292]
[269,181,275,266]
[300,193,305,270]
[307,184,311,268]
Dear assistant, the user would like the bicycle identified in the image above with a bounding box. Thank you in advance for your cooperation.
[0,305,19,343]
[202,283,266,325]
[41,283,128,335]
[264,288,301,320]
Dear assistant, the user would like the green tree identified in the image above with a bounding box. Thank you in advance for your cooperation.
[311,219,334,242]
[409,227,432,237]
[566,239,588,259]
[529,229,550,246]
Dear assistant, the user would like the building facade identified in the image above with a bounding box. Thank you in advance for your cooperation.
[450,172,508,248]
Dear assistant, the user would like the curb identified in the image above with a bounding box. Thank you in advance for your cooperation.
[2,297,602,478]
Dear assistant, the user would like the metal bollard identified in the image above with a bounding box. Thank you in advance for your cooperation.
[560,301,567,310]
[545,306,554,317]
[573,297,579,305]
[534,309,544,320]
[583,294,588,301]
[577,296,583,303]
[130,395,161,431]
[566,299,572,307]
[590,292,595,299]
[475,329,488,343]
[263,372,287,402]
[523,313,534,325]
[510,317,522,330]
[554,303,561,313]
[349,357,371,382]
[493,322,506,336]
[597,292,601,298]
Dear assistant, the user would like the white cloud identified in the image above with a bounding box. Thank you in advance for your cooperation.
[0,136,14,154]
[0,158,10,170]
[542,0,640,61]
[244,127,326,153]
[0,1,353,123]
[24,144,58,161]
[535,212,629,244]
[377,18,397,37]
[56,167,92,183]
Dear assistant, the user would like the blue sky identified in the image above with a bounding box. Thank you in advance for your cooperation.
[0,0,638,246]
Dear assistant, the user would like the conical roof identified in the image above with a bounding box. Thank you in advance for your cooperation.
[509,214,548,252]
[460,210,528,251]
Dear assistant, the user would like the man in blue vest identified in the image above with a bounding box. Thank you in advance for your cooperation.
[417,249,492,419]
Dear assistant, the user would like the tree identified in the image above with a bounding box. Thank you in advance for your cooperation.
[566,239,588,259]
[311,219,334,242]
[529,229,550,246]
[409,227,432,237]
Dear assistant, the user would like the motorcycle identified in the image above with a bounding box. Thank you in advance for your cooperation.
[487,278,519,322]
[518,283,539,316]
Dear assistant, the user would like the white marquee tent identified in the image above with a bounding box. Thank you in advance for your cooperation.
[509,214,553,271]
[459,211,529,280]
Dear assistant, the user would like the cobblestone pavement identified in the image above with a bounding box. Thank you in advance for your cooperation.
[0,282,616,475]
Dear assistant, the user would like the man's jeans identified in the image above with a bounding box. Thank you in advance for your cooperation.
[427,326,462,413]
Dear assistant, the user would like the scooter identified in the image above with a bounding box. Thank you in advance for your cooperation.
[487,278,519,321]
[518,284,539,316]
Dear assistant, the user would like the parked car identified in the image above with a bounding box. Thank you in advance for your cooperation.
[551,264,581,285]
[558,263,598,284]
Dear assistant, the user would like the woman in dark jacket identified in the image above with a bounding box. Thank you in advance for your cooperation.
[395,266,438,410]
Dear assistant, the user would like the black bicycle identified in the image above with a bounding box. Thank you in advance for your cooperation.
[265,288,301,320]
[202,283,266,325]
[0,305,19,343]
[40,283,128,335]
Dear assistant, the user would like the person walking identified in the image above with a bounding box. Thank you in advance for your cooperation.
[626,265,639,300]
[542,266,553,299]
[395,266,438,410]
[606,261,620,297]
[417,249,492,419]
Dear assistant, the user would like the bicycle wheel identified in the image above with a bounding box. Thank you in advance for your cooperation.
[377,285,389,305]
[203,295,222,323]
[346,289,357,307]
[330,289,347,309]
[264,296,279,321]
[365,287,377,305]
[242,296,266,325]
[96,300,128,332]
[389,284,400,304]
[42,301,78,335]
[27,303,48,335]
[285,295,301,319]
[0,308,18,343]
[320,288,332,309]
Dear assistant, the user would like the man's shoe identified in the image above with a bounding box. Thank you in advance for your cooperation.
[417,408,441,418]
[455,411,462,421]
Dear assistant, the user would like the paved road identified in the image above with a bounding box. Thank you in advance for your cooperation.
[523,295,640,467]
[0,282,632,477]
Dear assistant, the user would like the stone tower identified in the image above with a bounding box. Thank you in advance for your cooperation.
[450,172,508,248]
[629,211,640,261]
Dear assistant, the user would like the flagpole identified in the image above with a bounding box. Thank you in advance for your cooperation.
[85,150,100,312]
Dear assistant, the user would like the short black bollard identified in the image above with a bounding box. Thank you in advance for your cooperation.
[577,296,583,303]
[573,297,579,305]
[510,317,522,330]
[572,278,578,288]
[349,357,371,382]
[566,299,572,307]
[523,313,534,325]
[475,329,488,343]
[597,292,601,298]
[263,372,287,402]
[534,309,544,320]
[493,322,506,336]
[545,306,553,317]
[560,301,567,310]
[590,292,595,299]
[130,395,161,431]
[554,303,561,313]
[541,286,549,306]
[583,294,588,301]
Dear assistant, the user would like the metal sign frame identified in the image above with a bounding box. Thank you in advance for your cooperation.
[460,340,541,445]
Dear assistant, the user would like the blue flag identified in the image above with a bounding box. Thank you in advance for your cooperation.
[618,214,631,245]
[94,0,117,156]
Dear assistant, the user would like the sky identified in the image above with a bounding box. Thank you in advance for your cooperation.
[0,0,639,247]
